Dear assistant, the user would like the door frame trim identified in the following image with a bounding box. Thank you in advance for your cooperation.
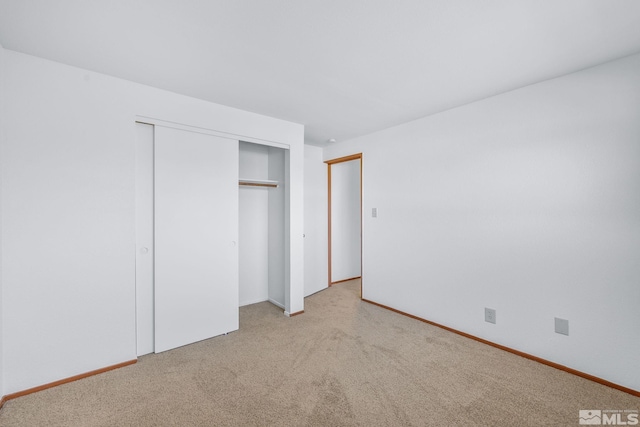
[135,116,289,149]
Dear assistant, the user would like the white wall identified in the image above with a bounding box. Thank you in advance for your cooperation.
[324,53,640,392]
[0,42,5,398]
[288,142,305,316]
[330,159,361,282]
[239,142,270,306]
[0,49,304,395]
[303,145,328,296]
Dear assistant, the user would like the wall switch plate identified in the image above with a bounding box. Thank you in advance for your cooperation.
[555,317,569,336]
[372,207,377,218]
[485,308,496,324]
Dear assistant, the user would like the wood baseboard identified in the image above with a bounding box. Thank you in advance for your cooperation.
[362,298,639,398]
[0,359,137,409]
[288,310,305,317]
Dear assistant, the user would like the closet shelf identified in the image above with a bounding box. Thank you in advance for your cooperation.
[239,179,279,188]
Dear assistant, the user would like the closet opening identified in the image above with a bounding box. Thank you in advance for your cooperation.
[238,141,288,310]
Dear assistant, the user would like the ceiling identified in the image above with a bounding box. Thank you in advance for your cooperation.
[1,1,639,146]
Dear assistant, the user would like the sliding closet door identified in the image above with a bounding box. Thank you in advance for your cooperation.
[154,126,239,353]
[135,122,155,356]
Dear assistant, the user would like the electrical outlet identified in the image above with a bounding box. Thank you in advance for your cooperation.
[485,308,496,324]
[372,207,377,218]
[555,317,569,336]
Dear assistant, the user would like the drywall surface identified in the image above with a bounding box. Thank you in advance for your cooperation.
[0,42,5,399]
[287,140,305,315]
[324,53,640,391]
[0,49,304,394]
[239,142,270,306]
[330,159,361,282]
[303,145,328,296]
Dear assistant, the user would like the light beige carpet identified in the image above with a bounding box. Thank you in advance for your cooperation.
[0,279,637,426]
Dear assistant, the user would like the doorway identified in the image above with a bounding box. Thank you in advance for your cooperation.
[326,154,362,287]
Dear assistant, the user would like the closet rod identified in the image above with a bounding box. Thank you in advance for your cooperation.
[239,180,278,188]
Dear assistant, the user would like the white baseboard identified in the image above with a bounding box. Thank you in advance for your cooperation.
[268,298,285,310]
[239,297,268,307]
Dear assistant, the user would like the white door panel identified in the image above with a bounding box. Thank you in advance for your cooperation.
[135,122,155,356]
[154,126,238,353]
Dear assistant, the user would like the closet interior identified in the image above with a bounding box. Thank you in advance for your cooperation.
[238,141,287,309]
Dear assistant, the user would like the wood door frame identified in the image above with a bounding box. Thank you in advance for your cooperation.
[325,153,363,294]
